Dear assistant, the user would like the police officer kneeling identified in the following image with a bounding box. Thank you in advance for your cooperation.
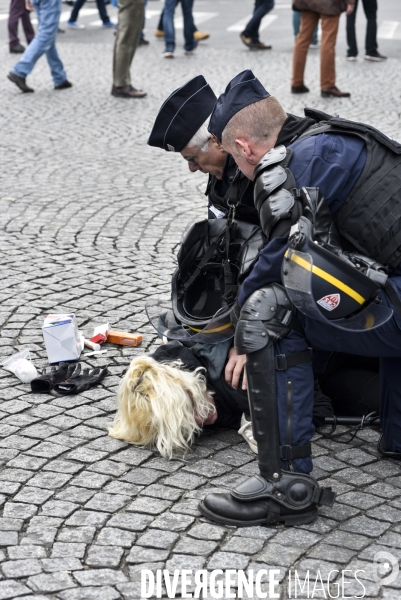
[198,71,401,527]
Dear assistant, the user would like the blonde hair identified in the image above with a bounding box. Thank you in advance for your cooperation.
[108,356,213,459]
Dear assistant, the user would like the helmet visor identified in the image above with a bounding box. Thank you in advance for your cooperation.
[146,297,235,344]
[282,249,393,331]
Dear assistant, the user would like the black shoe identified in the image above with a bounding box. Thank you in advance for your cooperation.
[291,84,309,94]
[364,52,387,62]
[10,43,25,53]
[199,493,318,527]
[54,80,73,90]
[378,434,401,458]
[7,71,34,93]
[139,38,149,46]
[249,41,272,51]
[58,27,65,33]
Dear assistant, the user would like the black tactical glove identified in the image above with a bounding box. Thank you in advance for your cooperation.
[31,363,77,394]
[54,363,108,395]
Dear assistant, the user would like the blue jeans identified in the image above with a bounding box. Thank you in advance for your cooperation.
[12,0,67,85]
[163,0,195,52]
[70,0,110,24]
[293,9,318,45]
[346,0,378,57]
[242,0,274,42]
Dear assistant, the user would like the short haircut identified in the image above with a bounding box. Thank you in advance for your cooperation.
[222,96,286,152]
[187,116,211,152]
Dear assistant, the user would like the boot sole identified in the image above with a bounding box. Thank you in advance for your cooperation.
[199,501,317,527]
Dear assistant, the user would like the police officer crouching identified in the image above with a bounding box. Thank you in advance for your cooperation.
[196,70,401,527]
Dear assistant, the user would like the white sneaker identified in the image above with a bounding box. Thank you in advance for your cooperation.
[163,51,174,58]
[238,414,258,454]
[66,21,85,29]
[309,42,319,49]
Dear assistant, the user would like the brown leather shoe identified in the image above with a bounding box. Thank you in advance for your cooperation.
[291,84,309,94]
[111,85,146,98]
[321,86,350,98]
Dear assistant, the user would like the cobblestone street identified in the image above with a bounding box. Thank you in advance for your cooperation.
[1,1,401,597]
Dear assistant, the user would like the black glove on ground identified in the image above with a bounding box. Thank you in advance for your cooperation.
[31,363,77,394]
[54,364,108,395]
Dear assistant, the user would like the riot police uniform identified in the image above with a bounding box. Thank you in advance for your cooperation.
[198,70,401,527]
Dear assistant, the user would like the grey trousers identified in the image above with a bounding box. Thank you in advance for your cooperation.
[113,0,144,87]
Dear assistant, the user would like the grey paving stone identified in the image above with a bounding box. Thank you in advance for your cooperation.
[258,543,306,567]
[85,546,124,568]
[111,448,153,466]
[6,456,47,471]
[273,529,321,549]
[104,481,143,497]
[366,503,401,522]
[364,482,401,499]
[333,467,377,486]
[173,538,218,556]
[126,497,172,515]
[170,499,201,517]
[162,472,206,490]
[137,530,179,550]
[322,530,370,551]
[74,568,128,586]
[0,580,31,599]
[7,547,47,560]
[208,551,250,570]
[0,468,35,483]
[57,527,96,544]
[126,546,170,564]
[64,510,109,528]
[27,472,72,490]
[187,523,227,541]
[0,532,18,547]
[26,571,77,593]
[57,586,121,600]
[84,492,129,513]
[50,543,87,559]
[13,487,54,505]
[340,515,391,537]
[40,557,83,572]
[87,460,128,477]
[42,460,83,475]
[149,512,195,532]
[165,554,206,571]
[120,467,165,486]
[55,487,96,505]
[336,491,383,509]
[0,482,21,496]
[1,559,42,579]
[107,513,153,532]
[0,517,24,532]
[139,484,182,501]
[41,500,79,518]
[25,442,69,459]
[96,527,137,548]
[20,528,58,547]
[221,536,265,555]
[71,472,111,489]
[183,459,233,478]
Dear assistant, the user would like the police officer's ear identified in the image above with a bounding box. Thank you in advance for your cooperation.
[210,134,226,153]
[235,138,257,164]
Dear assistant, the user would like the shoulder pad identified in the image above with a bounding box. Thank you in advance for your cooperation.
[254,145,287,179]
[254,165,287,209]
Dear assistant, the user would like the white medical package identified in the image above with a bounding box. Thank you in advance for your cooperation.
[42,314,82,364]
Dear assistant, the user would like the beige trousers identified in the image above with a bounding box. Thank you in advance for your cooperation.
[113,0,144,87]
[292,10,340,89]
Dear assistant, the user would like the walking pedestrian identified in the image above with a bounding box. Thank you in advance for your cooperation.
[155,1,209,42]
[346,0,386,61]
[162,0,197,58]
[7,0,72,93]
[240,0,274,51]
[291,0,354,97]
[8,0,35,53]
[111,0,146,98]
[67,0,115,29]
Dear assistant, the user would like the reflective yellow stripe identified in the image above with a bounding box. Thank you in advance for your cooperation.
[289,252,365,305]
[189,322,233,333]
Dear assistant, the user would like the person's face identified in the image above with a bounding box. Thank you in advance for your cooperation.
[180,137,227,180]
[221,137,270,180]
